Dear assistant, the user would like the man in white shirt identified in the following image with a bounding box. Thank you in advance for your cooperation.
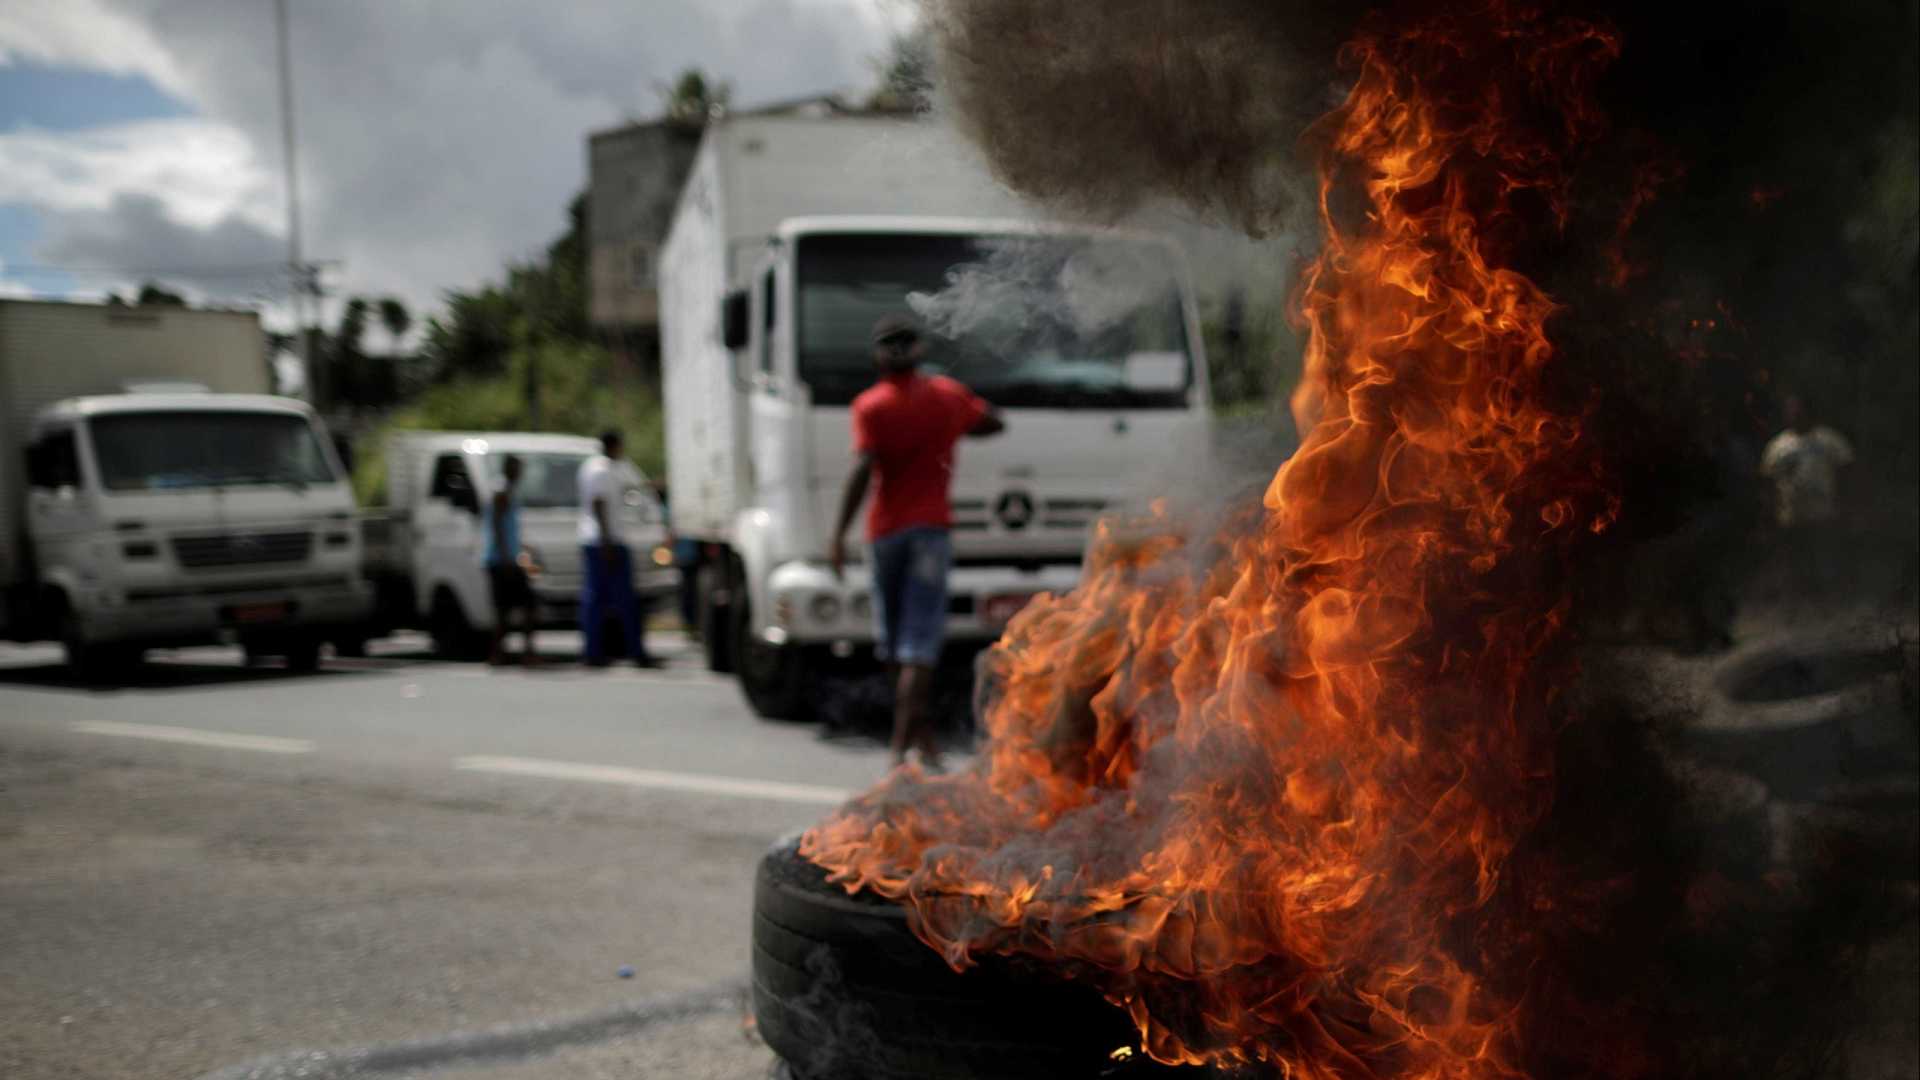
[577,430,655,667]
[1760,395,1854,527]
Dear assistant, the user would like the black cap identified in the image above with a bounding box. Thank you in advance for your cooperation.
[870,313,922,346]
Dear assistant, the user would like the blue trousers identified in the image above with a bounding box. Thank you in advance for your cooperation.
[580,544,643,661]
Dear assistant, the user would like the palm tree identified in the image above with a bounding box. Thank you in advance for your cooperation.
[338,297,370,352]
[661,69,729,129]
[378,297,411,353]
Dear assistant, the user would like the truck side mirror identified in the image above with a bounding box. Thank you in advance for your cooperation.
[721,290,750,351]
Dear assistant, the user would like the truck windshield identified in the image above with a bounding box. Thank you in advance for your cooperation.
[481,453,588,509]
[88,411,338,492]
[796,232,1193,408]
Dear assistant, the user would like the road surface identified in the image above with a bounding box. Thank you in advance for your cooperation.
[0,632,902,1079]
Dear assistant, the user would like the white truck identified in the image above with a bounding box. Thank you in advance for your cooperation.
[360,431,675,658]
[0,298,369,676]
[660,112,1212,719]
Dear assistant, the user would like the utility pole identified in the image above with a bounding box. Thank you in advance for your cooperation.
[274,0,314,404]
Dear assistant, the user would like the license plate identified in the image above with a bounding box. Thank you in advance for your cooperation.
[983,592,1039,626]
[228,601,292,625]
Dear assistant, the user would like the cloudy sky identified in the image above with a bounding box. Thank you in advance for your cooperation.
[0,0,903,327]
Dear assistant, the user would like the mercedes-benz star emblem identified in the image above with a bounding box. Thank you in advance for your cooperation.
[995,490,1035,531]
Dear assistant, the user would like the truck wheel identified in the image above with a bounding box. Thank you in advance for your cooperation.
[430,592,484,662]
[733,586,807,722]
[60,610,139,684]
[698,563,734,674]
[284,638,323,673]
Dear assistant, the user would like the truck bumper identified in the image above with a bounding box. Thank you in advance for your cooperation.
[76,574,373,648]
[761,560,1082,651]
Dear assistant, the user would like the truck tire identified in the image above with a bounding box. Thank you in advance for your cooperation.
[698,563,734,674]
[733,580,808,721]
[60,609,140,684]
[752,839,1142,1080]
[430,590,485,662]
[284,637,323,672]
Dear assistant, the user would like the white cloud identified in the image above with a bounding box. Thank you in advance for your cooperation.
[0,119,278,231]
[0,0,189,94]
[1,0,899,330]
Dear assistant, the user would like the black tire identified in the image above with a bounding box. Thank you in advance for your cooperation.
[430,591,485,661]
[751,840,1142,1080]
[333,637,369,659]
[698,563,735,674]
[733,578,807,721]
[284,637,323,673]
[59,606,139,684]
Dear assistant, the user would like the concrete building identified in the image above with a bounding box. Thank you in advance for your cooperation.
[586,118,704,372]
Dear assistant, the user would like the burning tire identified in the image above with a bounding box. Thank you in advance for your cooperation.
[752,838,1150,1080]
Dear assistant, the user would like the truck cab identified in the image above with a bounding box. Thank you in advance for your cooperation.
[14,393,369,674]
[669,216,1212,717]
[373,432,675,658]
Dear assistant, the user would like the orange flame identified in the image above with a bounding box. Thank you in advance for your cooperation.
[803,6,1624,1075]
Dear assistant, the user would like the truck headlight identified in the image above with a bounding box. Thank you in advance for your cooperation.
[808,594,842,625]
[849,592,872,620]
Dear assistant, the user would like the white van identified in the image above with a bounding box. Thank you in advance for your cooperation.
[364,432,675,657]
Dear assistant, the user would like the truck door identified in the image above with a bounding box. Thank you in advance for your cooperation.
[25,427,91,577]
[746,261,802,538]
[416,451,486,627]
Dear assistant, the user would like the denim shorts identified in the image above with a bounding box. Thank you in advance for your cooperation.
[869,526,952,666]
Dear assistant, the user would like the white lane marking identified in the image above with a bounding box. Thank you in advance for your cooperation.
[454,755,852,806]
[72,720,314,755]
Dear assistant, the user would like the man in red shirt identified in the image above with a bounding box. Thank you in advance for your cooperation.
[829,314,1004,770]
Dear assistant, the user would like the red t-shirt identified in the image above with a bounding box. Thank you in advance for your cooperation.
[850,371,990,540]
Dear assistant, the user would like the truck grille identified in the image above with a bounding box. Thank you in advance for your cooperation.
[172,531,313,570]
[952,495,1110,532]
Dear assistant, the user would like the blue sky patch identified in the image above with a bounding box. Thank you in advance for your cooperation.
[0,61,192,133]
[0,202,78,297]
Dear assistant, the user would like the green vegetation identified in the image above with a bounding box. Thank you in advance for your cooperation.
[351,343,663,505]
[346,192,664,506]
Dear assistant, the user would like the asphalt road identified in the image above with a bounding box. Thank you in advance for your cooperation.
[0,631,903,1080]
[3,615,1914,1079]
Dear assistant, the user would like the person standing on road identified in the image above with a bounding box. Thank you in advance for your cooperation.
[577,430,657,668]
[484,454,541,667]
[828,314,1004,771]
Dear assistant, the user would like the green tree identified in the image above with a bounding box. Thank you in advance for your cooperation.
[339,297,370,352]
[421,194,588,383]
[132,282,188,306]
[377,297,412,352]
[322,296,400,411]
[661,68,729,129]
